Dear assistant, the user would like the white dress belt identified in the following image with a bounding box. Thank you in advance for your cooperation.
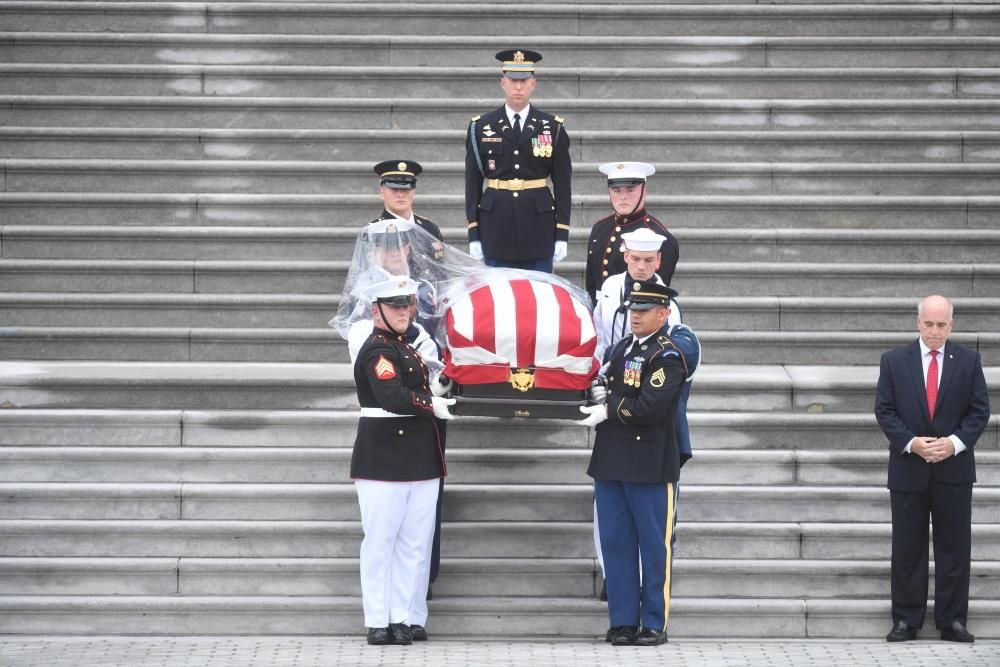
[359,407,414,419]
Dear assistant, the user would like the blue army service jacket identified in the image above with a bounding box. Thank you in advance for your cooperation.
[351,327,446,482]
[465,105,572,261]
[587,325,688,485]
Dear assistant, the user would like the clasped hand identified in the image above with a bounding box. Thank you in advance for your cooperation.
[911,436,955,463]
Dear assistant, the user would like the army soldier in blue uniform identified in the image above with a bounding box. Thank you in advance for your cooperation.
[577,280,689,647]
[585,162,679,304]
[352,276,457,646]
[465,49,572,272]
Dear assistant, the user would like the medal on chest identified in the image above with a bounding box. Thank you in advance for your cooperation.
[623,357,644,387]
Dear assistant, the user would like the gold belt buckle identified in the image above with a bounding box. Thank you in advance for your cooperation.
[507,178,525,191]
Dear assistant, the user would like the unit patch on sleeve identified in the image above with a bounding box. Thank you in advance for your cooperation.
[374,355,397,380]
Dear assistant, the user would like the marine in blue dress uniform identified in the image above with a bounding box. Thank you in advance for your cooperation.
[577,280,689,647]
[585,162,679,304]
[465,49,572,272]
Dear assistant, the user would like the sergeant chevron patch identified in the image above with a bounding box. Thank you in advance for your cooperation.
[375,355,396,380]
[649,368,666,388]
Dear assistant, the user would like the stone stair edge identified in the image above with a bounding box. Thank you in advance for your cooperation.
[6,223,1000,242]
[7,158,1000,173]
[6,95,1000,109]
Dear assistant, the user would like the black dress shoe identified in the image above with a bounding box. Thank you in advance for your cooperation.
[604,627,612,643]
[609,626,638,646]
[940,620,974,643]
[366,627,391,645]
[389,623,412,645]
[886,620,918,642]
[599,580,607,601]
[410,624,428,641]
[635,627,668,646]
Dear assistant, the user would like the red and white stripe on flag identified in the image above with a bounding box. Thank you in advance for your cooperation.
[444,278,599,389]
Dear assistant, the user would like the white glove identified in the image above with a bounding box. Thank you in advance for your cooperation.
[553,240,568,262]
[589,378,608,405]
[432,396,457,420]
[469,241,484,261]
[575,403,607,428]
[431,373,453,397]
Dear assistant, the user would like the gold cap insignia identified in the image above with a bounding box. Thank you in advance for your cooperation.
[398,280,407,288]
[617,163,625,170]
[513,50,525,63]
[397,161,407,170]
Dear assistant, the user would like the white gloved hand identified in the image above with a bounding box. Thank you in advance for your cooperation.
[589,378,608,405]
[431,373,453,397]
[575,403,608,428]
[469,241,484,261]
[432,396,457,420]
[553,240,568,262]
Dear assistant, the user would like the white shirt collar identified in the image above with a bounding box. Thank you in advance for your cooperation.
[505,104,531,128]
[919,338,943,357]
[389,210,415,226]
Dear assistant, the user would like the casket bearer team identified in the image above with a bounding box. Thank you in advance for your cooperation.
[591,228,701,602]
[351,276,457,646]
[577,280,690,647]
[465,49,572,272]
[585,162,679,304]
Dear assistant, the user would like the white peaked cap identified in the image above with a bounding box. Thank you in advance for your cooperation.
[621,227,667,252]
[598,161,656,184]
[367,276,419,303]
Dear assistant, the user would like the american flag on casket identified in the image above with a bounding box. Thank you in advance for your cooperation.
[441,277,600,418]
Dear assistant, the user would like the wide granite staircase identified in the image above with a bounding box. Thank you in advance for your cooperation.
[1,0,1000,638]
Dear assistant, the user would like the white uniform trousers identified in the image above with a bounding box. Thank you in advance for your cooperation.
[355,478,439,628]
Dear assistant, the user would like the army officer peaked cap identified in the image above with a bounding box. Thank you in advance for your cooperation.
[374,159,423,189]
[626,279,678,311]
[496,49,542,79]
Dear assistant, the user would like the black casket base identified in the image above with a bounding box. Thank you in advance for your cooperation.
[450,381,589,420]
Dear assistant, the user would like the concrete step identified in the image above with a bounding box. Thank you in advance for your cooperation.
[4,482,1000,523]
[0,594,999,637]
[7,159,1000,196]
[5,127,1000,164]
[5,33,999,68]
[5,65,1000,100]
[3,257,999,297]
[3,193,998,229]
[4,3,998,37]
[1,518,997,566]
[4,294,1000,333]
[4,446,1000,487]
[6,97,1000,133]
[0,408,995,452]
[3,556,998,600]
[2,360,999,411]
[3,326,1000,366]
[5,225,1000,263]
[7,518,1000,560]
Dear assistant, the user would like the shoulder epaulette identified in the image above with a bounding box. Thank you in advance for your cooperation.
[554,115,564,123]
[472,114,481,121]
[416,214,434,224]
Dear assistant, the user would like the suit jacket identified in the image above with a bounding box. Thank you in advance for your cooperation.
[465,105,572,260]
[875,339,990,491]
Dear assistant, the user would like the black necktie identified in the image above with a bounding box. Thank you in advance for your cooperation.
[512,113,522,142]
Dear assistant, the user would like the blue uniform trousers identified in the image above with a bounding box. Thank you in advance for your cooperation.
[595,480,678,631]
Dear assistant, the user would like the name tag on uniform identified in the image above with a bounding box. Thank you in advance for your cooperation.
[481,137,502,142]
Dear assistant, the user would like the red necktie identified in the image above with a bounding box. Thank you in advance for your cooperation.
[926,349,939,421]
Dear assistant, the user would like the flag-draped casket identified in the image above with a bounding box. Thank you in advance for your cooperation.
[442,277,600,418]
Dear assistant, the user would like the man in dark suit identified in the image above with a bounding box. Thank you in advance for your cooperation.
[464,49,572,272]
[875,294,991,643]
